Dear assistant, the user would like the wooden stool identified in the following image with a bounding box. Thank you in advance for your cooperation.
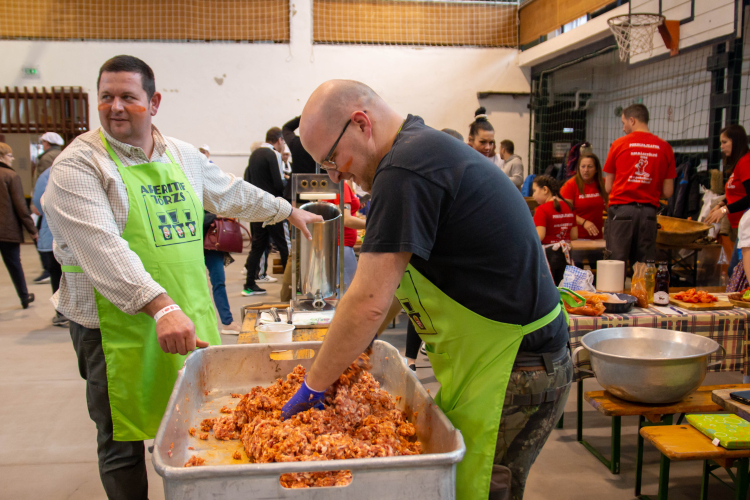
[577,383,750,496]
[639,425,750,499]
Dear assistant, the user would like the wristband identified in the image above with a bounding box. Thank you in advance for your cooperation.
[722,206,729,215]
[154,304,181,322]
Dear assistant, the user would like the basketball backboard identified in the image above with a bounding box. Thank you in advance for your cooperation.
[628,0,739,64]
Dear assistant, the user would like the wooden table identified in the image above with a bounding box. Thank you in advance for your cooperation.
[579,384,747,494]
[712,388,750,422]
[570,239,606,251]
[639,425,750,500]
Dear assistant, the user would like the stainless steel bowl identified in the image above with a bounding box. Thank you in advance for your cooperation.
[573,327,725,404]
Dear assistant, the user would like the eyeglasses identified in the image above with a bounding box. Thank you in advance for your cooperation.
[317,119,351,171]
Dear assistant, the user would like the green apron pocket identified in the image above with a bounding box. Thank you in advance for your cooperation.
[424,350,453,409]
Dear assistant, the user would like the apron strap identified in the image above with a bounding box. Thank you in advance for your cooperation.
[62,265,83,273]
[99,130,125,169]
[164,149,178,165]
[520,303,561,335]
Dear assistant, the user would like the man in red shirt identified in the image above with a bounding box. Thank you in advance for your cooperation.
[603,104,675,265]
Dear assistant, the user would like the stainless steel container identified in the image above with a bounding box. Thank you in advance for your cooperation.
[152,341,465,499]
[299,202,341,303]
[573,327,725,404]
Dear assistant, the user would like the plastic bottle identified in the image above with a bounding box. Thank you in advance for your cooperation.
[645,260,656,304]
[654,262,670,306]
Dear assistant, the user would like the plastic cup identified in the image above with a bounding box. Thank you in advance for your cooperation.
[256,323,295,345]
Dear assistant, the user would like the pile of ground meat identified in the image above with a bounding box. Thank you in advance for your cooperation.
[186,354,421,488]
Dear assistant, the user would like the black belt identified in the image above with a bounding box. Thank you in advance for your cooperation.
[513,346,568,374]
[620,202,659,209]
[505,346,571,406]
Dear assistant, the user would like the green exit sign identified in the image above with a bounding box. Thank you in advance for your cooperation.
[22,67,40,78]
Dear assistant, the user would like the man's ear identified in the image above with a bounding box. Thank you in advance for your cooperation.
[150,92,162,117]
[351,110,371,138]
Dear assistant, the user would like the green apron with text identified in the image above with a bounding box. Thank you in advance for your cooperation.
[64,131,221,441]
[395,264,561,500]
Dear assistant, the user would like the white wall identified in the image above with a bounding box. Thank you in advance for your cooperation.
[1,0,531,178]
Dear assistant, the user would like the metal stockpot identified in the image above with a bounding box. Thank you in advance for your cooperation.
[573,327,725,404]
[298,202,341,303]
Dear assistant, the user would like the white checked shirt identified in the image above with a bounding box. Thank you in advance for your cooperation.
[44,126,292,329]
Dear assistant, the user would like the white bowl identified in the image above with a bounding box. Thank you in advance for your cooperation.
[256,323,295,344]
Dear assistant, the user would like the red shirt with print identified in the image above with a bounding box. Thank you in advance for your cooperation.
[725,153,750,228]
[603,131,676,207]
[559,178,605,240]
[331,183,361,247]
[533,199,576,245]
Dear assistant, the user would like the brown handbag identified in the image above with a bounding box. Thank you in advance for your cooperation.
[203,217,250,253]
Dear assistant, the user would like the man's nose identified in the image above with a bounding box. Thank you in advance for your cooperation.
[111,98,125,112]
[328,170,341,183]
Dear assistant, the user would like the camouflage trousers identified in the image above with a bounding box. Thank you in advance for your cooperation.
[492,355,573,500]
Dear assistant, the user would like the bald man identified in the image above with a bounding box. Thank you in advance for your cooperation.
[281,80,573,500]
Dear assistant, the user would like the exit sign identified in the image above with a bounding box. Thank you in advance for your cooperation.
[22,66,40,78]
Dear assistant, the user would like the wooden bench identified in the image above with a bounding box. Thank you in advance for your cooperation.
[576,384,750,496]
[640,425,750,499]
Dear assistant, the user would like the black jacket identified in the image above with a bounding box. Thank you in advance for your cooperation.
[244,147,285,198]
[282,116,317,174]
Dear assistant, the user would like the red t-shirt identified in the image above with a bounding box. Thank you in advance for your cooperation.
[603,131,676,207]
[559,178,605,240]
[533,199,575,245]
[725,153,750,228]
[331,183,361,247]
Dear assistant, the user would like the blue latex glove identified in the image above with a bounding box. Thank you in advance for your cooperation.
[280,377,327,420]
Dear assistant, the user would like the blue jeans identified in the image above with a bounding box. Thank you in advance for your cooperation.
[204,250,233,325]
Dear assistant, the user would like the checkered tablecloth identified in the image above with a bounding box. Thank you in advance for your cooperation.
[569,304,750,381]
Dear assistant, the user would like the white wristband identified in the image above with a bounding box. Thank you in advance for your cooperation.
[154,304,181,322]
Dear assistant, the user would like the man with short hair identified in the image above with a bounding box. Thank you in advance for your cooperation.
[242,127,289,295]
[283,80,573,500]
[499,139,524,190]
[44,55,320,499]
[604,104,675,265]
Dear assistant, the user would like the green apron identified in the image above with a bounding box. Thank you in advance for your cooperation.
[395,264,562,500]
[64,131,221,441]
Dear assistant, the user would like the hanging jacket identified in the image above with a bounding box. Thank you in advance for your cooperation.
[521,174,536,197]
[665,159,701,219]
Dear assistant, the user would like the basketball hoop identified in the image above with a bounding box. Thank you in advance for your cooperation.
[607,13,666,62]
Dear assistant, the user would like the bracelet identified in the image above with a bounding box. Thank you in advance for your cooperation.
[153,304,181,322]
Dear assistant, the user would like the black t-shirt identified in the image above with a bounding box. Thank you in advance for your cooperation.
[361,115,568,353]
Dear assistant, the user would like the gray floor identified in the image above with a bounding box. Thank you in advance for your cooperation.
[0,244,744,499]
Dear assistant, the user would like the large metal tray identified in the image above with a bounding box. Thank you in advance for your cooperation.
[153,340,465,499]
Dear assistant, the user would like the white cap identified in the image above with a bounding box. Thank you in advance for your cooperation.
[40,132,64,146]
[284,144,291,154]
[199,144,210,153]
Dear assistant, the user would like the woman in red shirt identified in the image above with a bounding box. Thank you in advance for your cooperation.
[560,153,607,270]
[560,153,607,239]
[705,125,750,278]
[533,175,577,286]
